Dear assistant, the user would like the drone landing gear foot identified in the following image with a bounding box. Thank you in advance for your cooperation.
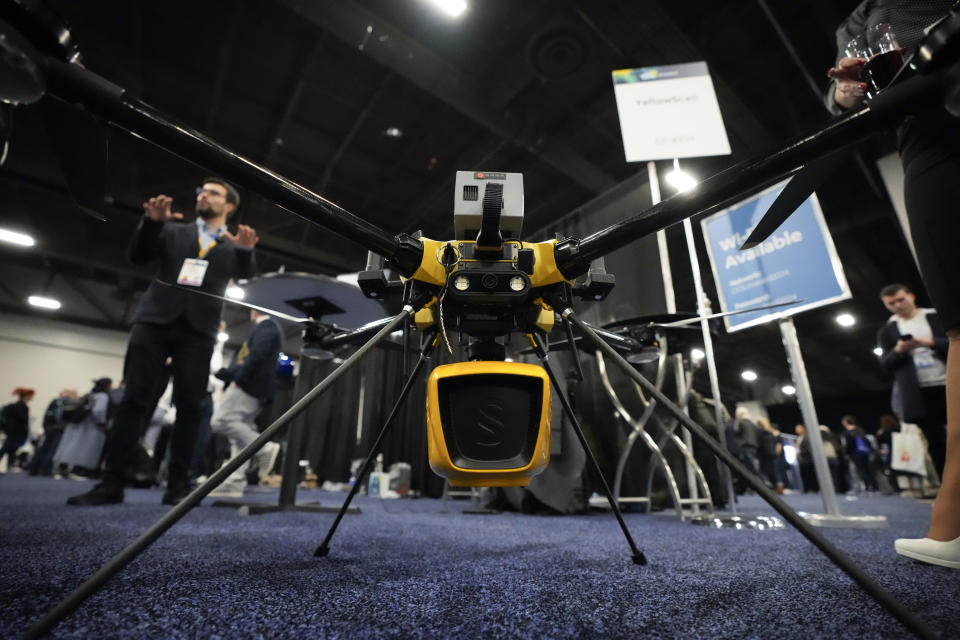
[529,334,648,565]
[313,333,437,558]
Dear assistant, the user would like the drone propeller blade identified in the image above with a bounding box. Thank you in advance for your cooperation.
[155,280,314,325]
[39,96,108,220]
[655,299,805,327]
[739,150,850,250]
[318,317,394,349]
[517,324,639,356]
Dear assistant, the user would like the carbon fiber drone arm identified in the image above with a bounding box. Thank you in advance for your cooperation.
[39,57,425,277]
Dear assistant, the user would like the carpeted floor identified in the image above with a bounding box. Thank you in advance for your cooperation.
[1,473,958,639]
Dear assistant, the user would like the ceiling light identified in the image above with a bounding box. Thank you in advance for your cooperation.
[836,313,855,327]
[217,332,229,343]
[873,347,883,356]
[225,286,245,300]
[384,127,403,138]
[690,348,705,361]
[28,295,61,310]
[0,228,35,247]
[781,384,796,396]
[422,0,467,18]
[665,169,698,192]
[741,369,758,382]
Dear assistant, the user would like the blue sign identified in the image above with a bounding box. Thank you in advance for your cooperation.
[700,182,850,332]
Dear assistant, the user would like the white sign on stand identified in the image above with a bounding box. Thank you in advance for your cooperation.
[612,62,731,162]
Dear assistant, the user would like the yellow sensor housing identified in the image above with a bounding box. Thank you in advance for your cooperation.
[426,361,551,487]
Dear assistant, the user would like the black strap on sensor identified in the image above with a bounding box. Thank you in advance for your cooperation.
[475,182,504,256]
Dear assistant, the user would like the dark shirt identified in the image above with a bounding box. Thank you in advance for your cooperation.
[128,217,256,339]
[1,400,29,441]
[228,317,284,403]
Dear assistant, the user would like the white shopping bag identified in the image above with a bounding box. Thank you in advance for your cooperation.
[890,423,927,476]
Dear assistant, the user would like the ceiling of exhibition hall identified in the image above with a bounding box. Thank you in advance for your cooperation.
[0,0,927,407]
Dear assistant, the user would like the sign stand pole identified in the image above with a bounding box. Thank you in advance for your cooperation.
[779,317,887,528]
[649,161,702,517]
[680,208,740,517]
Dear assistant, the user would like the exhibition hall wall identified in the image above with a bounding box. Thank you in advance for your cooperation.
[0,313,126,435]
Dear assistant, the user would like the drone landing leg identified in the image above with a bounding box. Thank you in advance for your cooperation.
[529,334,647,566]
[22,308,415,640]
[563,310,939,640]
[315,333,438,557]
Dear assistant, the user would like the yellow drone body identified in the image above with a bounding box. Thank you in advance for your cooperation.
[426,360,551,487]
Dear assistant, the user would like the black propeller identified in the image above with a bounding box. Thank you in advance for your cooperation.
[738,150,851,250]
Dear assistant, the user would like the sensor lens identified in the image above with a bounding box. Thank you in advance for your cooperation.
[481,274,498,290]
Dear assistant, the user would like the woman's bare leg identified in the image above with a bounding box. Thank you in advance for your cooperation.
[927,329,960,541]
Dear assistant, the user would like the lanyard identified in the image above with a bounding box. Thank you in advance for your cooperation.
[197,229,223,258]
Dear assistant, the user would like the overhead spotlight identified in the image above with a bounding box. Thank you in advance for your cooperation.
[217,331,229,343]
[225,286,245,300]
[873,347,883,356]
[835,313,855,327]
[28,295,61,310]
[781,384,796,396]
[665,169,698,193]
[384,127,403,138]
[690,348,705,361]
[0,228,35,247]
[741,369,758,382]
[422,0,467,17]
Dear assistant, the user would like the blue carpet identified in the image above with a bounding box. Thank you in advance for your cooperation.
[1,474,958,639]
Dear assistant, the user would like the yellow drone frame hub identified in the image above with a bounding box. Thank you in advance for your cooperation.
[426,361,551,487]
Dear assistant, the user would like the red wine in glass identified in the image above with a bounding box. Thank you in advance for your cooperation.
[863,48,905,98]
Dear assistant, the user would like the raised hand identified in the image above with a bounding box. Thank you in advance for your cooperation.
[223,224,259,249]
[142,195,184,222]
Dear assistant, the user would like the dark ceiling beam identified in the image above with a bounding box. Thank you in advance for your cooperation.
[316,71,394,196]
[264,37,326,170]
[203,1,244,133]
[0,280,24,307]
[278,0,618,195]
[58,272,122,324]
[294,72,396,247]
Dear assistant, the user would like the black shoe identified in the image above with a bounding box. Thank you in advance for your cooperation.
[162,481,192,506]
[67,481,124,506]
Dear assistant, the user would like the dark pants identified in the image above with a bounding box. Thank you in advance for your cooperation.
[0,434,26,469]
[189,392,214,481]
[28,427,64,475]
[915,385,947,479]
[850,452,877,492]
[106,319,215,486]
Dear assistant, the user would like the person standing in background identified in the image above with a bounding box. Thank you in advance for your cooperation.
[67,178,258,507]
[0,388,34,473]
[208,309,283,498]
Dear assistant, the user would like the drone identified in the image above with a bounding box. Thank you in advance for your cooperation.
[6,1,960,638]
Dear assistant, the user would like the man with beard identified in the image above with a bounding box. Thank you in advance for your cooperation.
[68,178,258,506]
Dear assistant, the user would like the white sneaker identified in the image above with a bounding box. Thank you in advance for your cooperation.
[253,442,280,483]
[209,482,245,498]
[894,535,960,569]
